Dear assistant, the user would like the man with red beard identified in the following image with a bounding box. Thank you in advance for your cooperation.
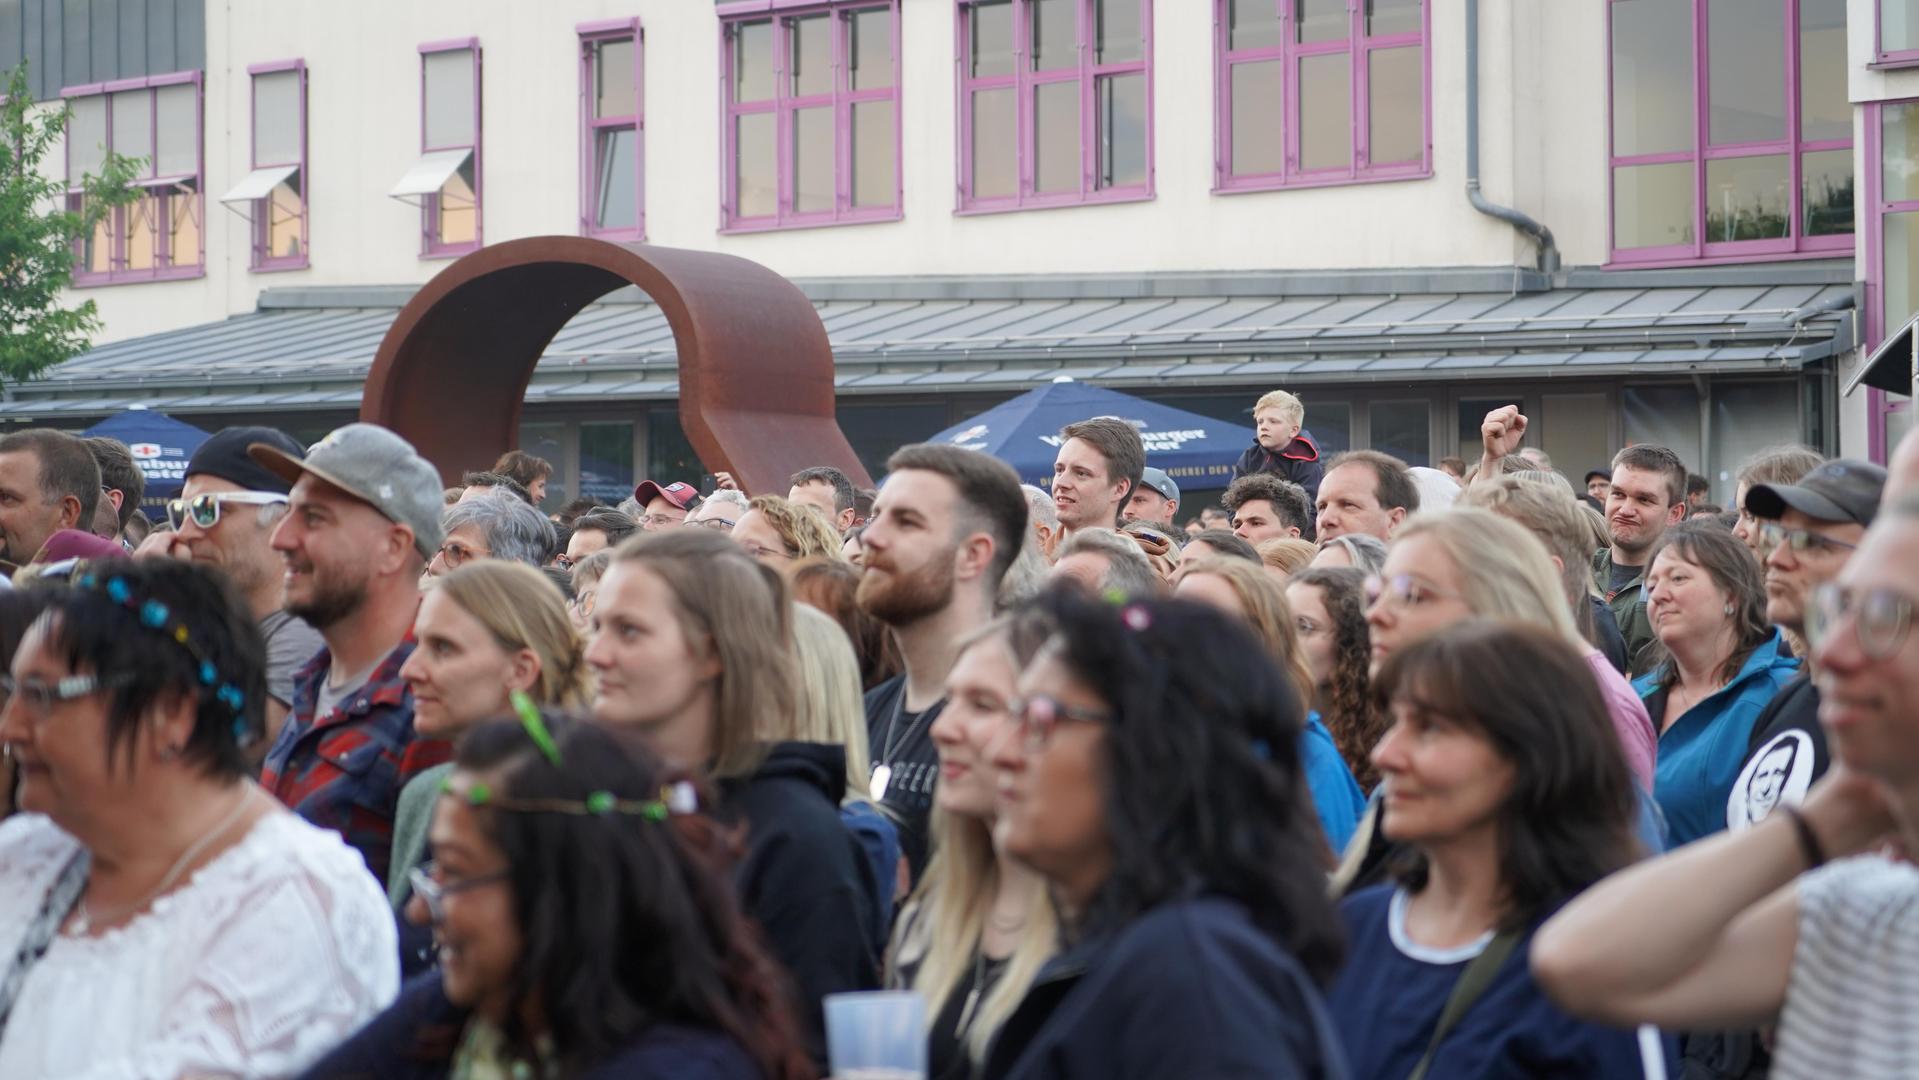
[856,444,1027,880]
[1592,444,1690,676]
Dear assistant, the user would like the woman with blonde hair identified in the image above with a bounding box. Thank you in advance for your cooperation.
[733,494,844,568]
[1256,536,1318,581]
[392,561,588,936]
[889,609,1059,1079]
[1173,556,1367,854]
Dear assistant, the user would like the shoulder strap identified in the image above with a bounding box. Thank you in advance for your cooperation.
[0,848,88,1041]
[1405,928,1522,1080]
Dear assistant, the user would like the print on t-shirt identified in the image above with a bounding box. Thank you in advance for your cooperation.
[1727,730,1815,832]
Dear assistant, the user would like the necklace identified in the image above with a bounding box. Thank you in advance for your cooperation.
[69,787,256,936]
[988,910,1028,934]
[872,687,938,801]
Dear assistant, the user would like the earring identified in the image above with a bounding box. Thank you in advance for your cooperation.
[1724,603,1734,616]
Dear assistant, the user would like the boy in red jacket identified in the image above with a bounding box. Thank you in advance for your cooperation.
[1231,390,1323,503]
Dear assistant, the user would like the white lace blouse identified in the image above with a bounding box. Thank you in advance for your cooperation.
[0,810,399,1079]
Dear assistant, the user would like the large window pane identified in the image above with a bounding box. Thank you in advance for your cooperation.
[1712,384,1800,499]
[266,174,304,257]
[1229,0,1285,51]
[1704,154,1789,243]
[83,199,110,272]
[1623,384,1702,477]
[424,50,476,148]
[1098,72,1146,188]
[793,106,834,213]
[1612,0,1693,156]
[852,99,896,207]
[1032,0,1076,72]
[971,88,1017,198]
[1035,80,1080,193]
[971,0,1015,77]
[1297,0,1349,43]
[1455,398,1510,456]
[437,160,477,245]
[594,38,636,120]
[583,422,637,504]
[167,181,200,266]
[594,127,638,229]
[790,15,833,97]
[1309,402,1352,458]
[1614,161,1695,248]
[1368,45,1421,165]
[733,21,773,103]
[1883,102,1919,203]
[1885,0,1919,54]
[1801,148,1853,237]
[1707,0,1785,145]
[68,96,107,177]
[1541,393,1613,481]
[1367,0,1421,37]
[155,84,197,177]
[1884,210,1919,336]
[1230,59,1285,176]
[1299,52,1351,171]
[1799,0,1848,142]
[735,112,776,217]
[254,72,299,165]
[850,9,892,91]
[124,193,157,270]
[112,89,152,165]
[1095,0,1141,64]
[1369,400,1429,467]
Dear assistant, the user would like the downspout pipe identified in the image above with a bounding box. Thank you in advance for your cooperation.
[1465,0,1560,274]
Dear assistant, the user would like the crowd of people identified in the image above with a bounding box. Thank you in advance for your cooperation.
[0,380,1913,1079]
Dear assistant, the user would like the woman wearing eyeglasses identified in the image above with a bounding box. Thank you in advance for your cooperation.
[300,712,813,1080]
[0,560,396,1078]
[979,591,1345,1079]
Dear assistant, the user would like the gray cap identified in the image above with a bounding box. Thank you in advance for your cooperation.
[1138,466,1180,504]
[1744,459,1887,528]
[248,423,446,560]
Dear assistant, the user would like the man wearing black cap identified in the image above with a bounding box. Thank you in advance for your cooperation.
[135,427,324,752]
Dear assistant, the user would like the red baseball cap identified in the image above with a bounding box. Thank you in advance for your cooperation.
[633,480,702,511]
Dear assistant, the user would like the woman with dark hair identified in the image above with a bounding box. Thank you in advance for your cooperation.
[1635,525,1799,847]
[0,560,396,1077]
[0,589,55,820]
[788,557,902,691]
[1288,566,1384,791]
[980,592,1345,1079]
[300,712,813,1080]
[1329,620,1669,1078]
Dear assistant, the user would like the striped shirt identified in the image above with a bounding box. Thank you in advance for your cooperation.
[1772,854,1919,1080]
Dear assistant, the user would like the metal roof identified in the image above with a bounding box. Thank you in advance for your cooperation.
[0,271,1858,420]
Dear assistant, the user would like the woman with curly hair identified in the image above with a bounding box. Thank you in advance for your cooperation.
[1288,566,1384,792]
[733,495,844,569]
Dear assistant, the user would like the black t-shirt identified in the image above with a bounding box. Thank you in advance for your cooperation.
[1608,559,1643,595]
[864,675,943,880]
[1726,674,1826,834]
[928,953,1009,1080]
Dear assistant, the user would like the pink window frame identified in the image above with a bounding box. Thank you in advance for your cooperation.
[247,59,309,272]
[719,0,903,233]
[1874,0,1919,68]
[1606,0,1854,268]
[1864,99,1916,463]
[419,39,483,259]
[954,0,1155,214]
[1213,0,1433,194]
[580,20,645,240]
[63,70,205,286]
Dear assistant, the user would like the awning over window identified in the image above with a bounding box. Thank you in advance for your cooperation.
[1848,311,1918,397]
[219,164,299,205]
[388,148,471,201]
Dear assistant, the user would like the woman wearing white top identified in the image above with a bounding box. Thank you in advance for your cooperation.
[0,560,396,1079]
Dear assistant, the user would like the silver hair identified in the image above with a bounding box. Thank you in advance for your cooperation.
[441,491,556,567]
[1057,527,1159,598]
[703,488,750,513]
[1020,484,1059,528]
[1320,533,1388,577]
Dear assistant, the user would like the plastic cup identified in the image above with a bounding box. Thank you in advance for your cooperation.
[825,990,928,1080]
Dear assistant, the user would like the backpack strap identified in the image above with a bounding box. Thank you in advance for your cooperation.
[0,848,88,1041]
[1405,927,1522,1080]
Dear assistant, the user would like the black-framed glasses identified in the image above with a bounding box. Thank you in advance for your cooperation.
[407,861,510,924]
[1012,694,1110,753]
[693,517,738,532]
[0,673,137,719]
[1807,583,1914,662]
[166,491,288,531]
[1757,522,1860,558]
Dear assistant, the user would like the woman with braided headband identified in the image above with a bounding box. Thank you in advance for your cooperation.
[0,559,397,1078]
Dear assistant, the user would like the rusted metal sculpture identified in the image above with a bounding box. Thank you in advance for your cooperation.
[361,237,872,493]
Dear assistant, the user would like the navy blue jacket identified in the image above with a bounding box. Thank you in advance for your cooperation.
[1231,431,1325,505]
[982,897,1347,1080]
[296,973,765,1079]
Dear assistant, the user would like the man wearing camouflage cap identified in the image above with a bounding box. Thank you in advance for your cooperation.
[251,423,451,887]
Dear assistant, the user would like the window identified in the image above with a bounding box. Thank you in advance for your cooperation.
[581,22,642,238]
[1868,100,1919,459]
[219,61,307,271]
[388,42,481,257]
[722,3,900,231]
[1608,0,1852,265]
[1216,0,1429,192]
[64,73,204,284]
[1878,0,1919,65]
[957,0,1152,212]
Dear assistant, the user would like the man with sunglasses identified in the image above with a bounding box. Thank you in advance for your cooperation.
[136,427,324,756]
[1724,459,1886,838]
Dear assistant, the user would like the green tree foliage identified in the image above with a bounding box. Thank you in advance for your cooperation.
[0,64,141,387]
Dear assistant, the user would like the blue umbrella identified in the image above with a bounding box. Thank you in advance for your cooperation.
[82,408,212,508]
[928,381,1253,489]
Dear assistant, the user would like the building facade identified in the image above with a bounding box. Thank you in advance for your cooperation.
[3,0,1911,506]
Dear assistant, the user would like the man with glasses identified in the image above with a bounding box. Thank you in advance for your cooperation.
[135,427,323,753]
[631,479,701,532]
[1724,460,1886,836]
[688,488,748,532]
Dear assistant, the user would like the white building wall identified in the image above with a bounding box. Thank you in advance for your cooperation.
[63,0,1596,344]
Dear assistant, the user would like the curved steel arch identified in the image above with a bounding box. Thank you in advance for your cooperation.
[361,237,871,494]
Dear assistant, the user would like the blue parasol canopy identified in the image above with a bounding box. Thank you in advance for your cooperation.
[82,408,211,508]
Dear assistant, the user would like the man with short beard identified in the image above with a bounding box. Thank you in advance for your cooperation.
[250,424,451,887]
[857,443,1027,880]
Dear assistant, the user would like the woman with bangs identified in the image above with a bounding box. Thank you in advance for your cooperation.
[1327,620,1671,1079]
